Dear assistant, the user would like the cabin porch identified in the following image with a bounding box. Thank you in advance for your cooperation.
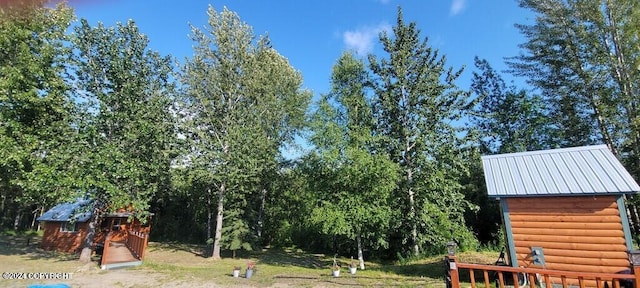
[100,230,149,270]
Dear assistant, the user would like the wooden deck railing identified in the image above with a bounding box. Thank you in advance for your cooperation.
[99,232,114,267]
[445,256,639,288]
[125,230,149,260]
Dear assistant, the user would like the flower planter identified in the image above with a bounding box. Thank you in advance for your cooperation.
[246,269,254,279]
[233,269,240,278]
[332,269,340,277]
[349,267,357,275]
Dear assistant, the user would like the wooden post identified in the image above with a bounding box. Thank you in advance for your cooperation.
[445,255,460,288]
[141,233,149,260]
[629,250,640,288]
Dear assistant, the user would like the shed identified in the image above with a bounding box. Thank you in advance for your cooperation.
[37,198,151,269]
[482,145,640,276]
[37,198,92,253]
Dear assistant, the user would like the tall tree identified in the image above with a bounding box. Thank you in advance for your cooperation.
[470,57,551,154]
[0,1,75,230]
[465,57,552,246]
[246,47,310,245]
[180,6,309,259]
[72,19,175,262]
[306,51,399,269]
[508,0,640,232]
[261,160,314,248]
[368,7,477,256]
[508,0,640,158]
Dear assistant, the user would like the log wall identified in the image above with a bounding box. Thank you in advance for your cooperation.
[40,222,89,253]
[41,217,151,253]
[505,196,631,275]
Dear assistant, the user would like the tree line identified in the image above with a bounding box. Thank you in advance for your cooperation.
[1,0,639,262]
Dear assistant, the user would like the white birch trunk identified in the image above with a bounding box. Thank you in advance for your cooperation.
[211,183,225,260]
[79,203,100,263]
[357,234,365,270]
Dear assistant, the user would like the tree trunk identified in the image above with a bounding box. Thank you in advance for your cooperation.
[602,1,640,236]
[206,189,212,257]
[409,187,419,256]
[13,210,22,231]
[37,206,44,231]
[30,208,38,230]
[0,194,5,228]
[407,168,419,256]
[257,188,267,238]
[206,189,212,240]
[79,203,100,263]
[357,234,365,270]
[212,183,225,260]
[633,202,640,235]
[627,196,640,235]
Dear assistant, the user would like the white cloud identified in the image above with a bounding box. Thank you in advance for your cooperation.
[342,23,391,55]
[377,0,391,4]
[450,0,466,16]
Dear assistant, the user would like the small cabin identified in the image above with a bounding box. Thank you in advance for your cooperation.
[37,198,92,253]
[37,198,151,269]
[482,145,639,280]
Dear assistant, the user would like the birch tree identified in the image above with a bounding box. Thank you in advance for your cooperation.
[72,19,175,263]
[306,52,399,269]
[508,0,640,232]
[368,7,477,256]
[0,1,75,230]
[470,57,551,154]
[180,6,309,259]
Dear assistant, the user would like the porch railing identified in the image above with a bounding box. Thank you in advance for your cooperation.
[126,230,149,260]
[99,232,113,267]
[445,256,640,288]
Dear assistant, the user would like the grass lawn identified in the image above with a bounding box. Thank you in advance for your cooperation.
[0,233,498,287]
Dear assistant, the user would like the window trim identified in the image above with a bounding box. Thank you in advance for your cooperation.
[60,221,78,233]
[112,218,121,231]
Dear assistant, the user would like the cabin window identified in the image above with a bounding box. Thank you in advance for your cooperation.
[112,218,121,231]
[100,218,109,231]
[60,221,78,233]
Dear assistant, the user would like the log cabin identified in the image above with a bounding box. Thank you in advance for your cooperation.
[482,145,640,285]
[37,198,151,269]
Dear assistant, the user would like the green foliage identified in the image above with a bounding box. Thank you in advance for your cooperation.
[509,0,640,158]
[260,162,317,249]
[305,52,400,255]
[71,18,175,220]
[221,208,253,252]
[510,0,640,236]
[367,7,477,256]
[470,57,551,154]
[508,0,605,148]
[11,0,640,262]
[0,2,76,229]
[179,6,310,258]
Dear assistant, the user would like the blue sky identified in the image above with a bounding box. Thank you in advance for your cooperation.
[66,0,535,98]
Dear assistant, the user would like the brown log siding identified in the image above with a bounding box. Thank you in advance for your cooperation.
[506,196,630,275]
[40,217,151,253]
[40,222,88,253]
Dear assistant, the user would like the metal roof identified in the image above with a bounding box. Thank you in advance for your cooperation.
[482,145,640,198]
[37,198,92,222]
